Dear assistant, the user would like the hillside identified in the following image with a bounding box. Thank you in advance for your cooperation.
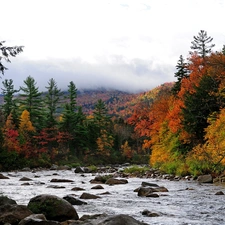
[0,83,174,119]
[76,89,139,118]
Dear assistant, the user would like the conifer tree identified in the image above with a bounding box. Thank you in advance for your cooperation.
[172,55,189,95]
[222,45,225,55]
[19,76,45,131]
[45,78,62,127]
[1,79,19,121]
[190,30,215,58]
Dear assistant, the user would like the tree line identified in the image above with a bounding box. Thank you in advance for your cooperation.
[128,30,225,176]
[1,30,225,176]
[0,76,143,170]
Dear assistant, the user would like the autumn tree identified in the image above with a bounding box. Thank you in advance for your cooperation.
[2,113,20,152]
[18,110,35,157]
[45,78,62,127]
[19,76,45,131]
[190,30,215,58]
[0,41,23,75]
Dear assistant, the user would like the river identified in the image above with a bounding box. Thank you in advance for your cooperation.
[0,169,225,225]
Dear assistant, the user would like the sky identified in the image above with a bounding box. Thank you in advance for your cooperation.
[1,0,225,93]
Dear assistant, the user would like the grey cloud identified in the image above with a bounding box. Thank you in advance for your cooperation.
[1,57,175,94]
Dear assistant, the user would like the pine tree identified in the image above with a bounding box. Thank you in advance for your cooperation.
[182,75,220,145]
[222,45,225,55]
[93,99,114,158]
[19,76,45,131]
[60,81,88,155]
[1,79,19,122]
[190,30,215,58]
[60,81,78,132]
[45,78,62,127]
[172,55,189,95]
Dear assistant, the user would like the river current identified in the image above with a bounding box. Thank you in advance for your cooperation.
[0,169,225,225]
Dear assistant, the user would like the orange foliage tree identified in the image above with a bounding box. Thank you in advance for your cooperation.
[2,113,20,152]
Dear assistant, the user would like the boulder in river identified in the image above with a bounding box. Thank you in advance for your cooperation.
[20,177,33,181]
[63,195,87,205]
[197,174,213,183]
[0,173,9,179]
[0,204,32,225]
[78,214,148,225]
[0,195,17,205]
[50,178,73,183]
[95,214,148,225]
[19,214,60,225]
[27,194,79,222]
[80,192,101,199]
[105,178,128,185]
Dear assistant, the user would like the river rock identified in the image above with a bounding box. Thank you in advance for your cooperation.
[27,194,79,222]
[19,214,61,225]
[50,178,73,183]
[74,166,85,173]
[141,181,159,187]
[20,177,33,181]
[91,185,104,189]
[146,193,159,197]
[0,204,32,225]
[105,178,128,185]
[215,191,224,195]
[63,195,87,205]
[137,187,154,196]
[0,195,17,205]
[90,175,113,184]
[0,173,9,179]
[197,174,213,183]
[71,187,85,191]
[77,214,148,225]
[97,214,148,225]
[142,209,160,217]
[80,192,101,199]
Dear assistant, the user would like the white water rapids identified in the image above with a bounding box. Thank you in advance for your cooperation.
[0,169,225,225]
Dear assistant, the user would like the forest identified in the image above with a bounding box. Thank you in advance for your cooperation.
[1,30,225,176]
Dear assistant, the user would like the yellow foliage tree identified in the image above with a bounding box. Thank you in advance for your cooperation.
[19,110,35,132]
[96,130,114,157]
[121,141,133,159]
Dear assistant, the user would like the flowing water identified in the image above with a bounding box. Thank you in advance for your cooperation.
[0,169,225,225]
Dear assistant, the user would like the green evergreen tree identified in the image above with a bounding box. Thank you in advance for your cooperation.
[45,78,62,127]
[60,81,77,132]
[182,75,221,146]
[0,41,23,75]
[60,81,88,156]
[190,30,215,58]
[222,45,225,55]
[19,76,45,131]
[1,79,19,121]
[92,99,114,158]
[172,55,189,95]
[93,99,111,135]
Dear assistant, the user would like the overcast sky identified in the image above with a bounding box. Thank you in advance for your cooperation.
[1,0,225,93]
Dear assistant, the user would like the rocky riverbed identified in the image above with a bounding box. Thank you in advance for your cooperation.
[0,166,225,225]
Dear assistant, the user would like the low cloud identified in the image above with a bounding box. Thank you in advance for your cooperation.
[1,56,176,93]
